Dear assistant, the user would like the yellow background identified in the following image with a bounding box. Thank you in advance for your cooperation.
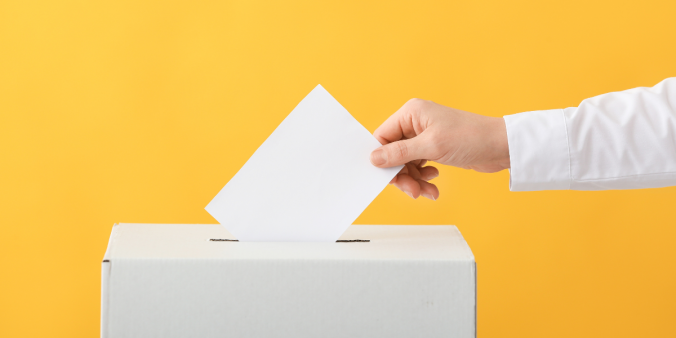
[1,0,675,337]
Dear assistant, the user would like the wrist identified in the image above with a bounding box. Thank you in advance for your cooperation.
[490,117,510,170]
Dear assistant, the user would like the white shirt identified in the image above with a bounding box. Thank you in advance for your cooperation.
[504,77,676,191]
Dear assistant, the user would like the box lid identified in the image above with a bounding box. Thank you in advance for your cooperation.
[103,224,474,261]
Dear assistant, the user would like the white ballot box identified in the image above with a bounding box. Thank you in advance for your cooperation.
[101,224,476,338]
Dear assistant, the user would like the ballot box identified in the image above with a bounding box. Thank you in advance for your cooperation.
[101,223,476,338]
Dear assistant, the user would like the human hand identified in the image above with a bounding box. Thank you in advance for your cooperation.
[371,99,510,200]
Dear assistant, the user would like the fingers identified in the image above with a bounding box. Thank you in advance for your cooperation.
[390,164,407,183]
[373,98,428,145]
[390,163,440,201]
[418,180,439,201]
[371,99,436,168]
[405,163,422,180]
[418,166,439,181]
[370,135,434,168]
[392,173,420,199]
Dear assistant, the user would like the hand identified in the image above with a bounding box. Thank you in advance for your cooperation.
[371,99,510,200]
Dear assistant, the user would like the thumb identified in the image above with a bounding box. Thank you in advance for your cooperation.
[370,136,431,168]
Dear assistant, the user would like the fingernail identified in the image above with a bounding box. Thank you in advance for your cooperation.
[406,191,416,199]
[370,149,387,166]
[422,193,436,201]
[429,172,439,180]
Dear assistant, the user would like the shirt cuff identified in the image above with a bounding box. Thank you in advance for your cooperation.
[504,109,571,191]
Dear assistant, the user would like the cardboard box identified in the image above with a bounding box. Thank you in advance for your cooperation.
[101,224,476,338]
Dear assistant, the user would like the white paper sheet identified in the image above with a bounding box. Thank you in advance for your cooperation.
[205,85,402,242]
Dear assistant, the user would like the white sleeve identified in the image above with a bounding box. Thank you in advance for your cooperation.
[504,77,676,191]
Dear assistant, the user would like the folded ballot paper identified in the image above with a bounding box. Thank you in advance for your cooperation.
[205,85,402,242]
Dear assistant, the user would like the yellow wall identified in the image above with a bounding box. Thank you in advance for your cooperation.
[1,0,675,336]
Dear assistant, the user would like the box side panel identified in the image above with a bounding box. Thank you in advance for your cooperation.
[101,261,110,338]
[101,224,118,338]
[108,259,475,338]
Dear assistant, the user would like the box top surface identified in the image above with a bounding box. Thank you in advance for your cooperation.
[104,224,474,261]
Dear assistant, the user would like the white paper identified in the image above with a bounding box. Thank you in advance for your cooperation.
[205,85,402,242]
